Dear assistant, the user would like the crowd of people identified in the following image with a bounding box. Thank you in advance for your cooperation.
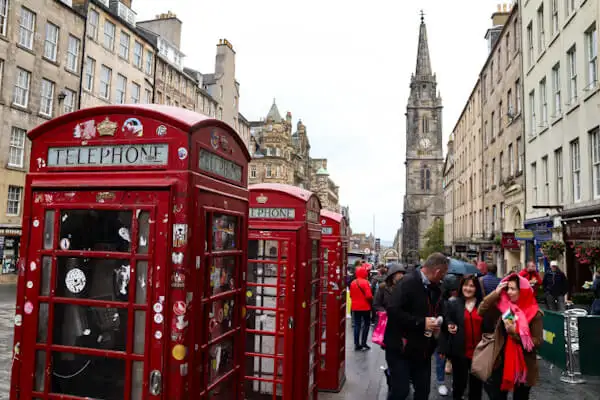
[347,253,580,400]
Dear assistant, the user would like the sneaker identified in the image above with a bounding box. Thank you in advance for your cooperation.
[438,384,449,396]
[361,345,371,351]
[354,345,362,351]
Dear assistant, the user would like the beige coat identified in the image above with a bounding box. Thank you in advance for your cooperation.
[477,290,544,387]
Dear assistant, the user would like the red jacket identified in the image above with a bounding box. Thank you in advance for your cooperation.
[350,267,373,311]
[519,269,542,291]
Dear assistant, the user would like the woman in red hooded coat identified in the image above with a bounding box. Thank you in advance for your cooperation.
[350,266,373,351]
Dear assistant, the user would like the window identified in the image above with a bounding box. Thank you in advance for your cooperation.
[527,22,534,67]
[250,166,257,178]
[145,50,153,75]
[119,31,130,60]
[422,117,429,133]
[421,167,431,191]
[539,78,548,126]
[66,35,81,72]
[266,164,272,178]
[6,186,22,216]
[13,68,30,107]
[552,63,561,115]
[565,0,575,17]
[103,20,116,51]
[144,89,152,104]
[592,129,600,198]
[567,46,577,102]
[542,156,549,202]
[99,65,112,99]
[484,121,489,145]
[537,5,545,53]
[84,57,95,91]
[499,151,504,182]
[131,82,140,103]
[517,137,523,173]
[63,88,76,113]
[506,33,511,64]
[516,79,522,113]
[551,0,559,36]
[8,127,26,168]
[44,23,59,61]
[507,89,513,116]
[19,7,36,50]
[508,143,514,176]
[492,158,497,186]
[490,60,494,85]
[88,9,99,40]
[498,101,503,131]
[115,74,126,104]
[585,24,598,88]
[133,41,143,68]
[0,0,8,36]
[529,90,536,135]
[555,148,563,203]
[40,79,55,116]
[531,162,538,205]
[570,139,581,202]
[491,112,495,138]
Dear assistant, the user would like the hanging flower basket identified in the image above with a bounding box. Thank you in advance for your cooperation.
[541,240,565,261]
[573,241,600,269]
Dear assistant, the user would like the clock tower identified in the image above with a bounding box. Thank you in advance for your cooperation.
[401,12,445,265]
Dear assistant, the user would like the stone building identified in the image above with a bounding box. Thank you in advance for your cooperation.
[0,0,85,277]
[248,100,341,212]
[74,0,156,108]
[442,134,455,253]
[521,0,598,287]
[401,14,445,265]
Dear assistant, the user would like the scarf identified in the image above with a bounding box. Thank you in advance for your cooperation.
[496,274,539,391]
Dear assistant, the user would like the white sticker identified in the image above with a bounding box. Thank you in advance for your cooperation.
[26,281,33,289]
[154,330,163,339]
[178,147,188,160]
[153,303,163,313]
[65,268,86,294]
[14,314,22,327]
[118,227,131,242]
[157,125,167,136]
[32,219,40,228]
[196,256,201,270]
[172,252,184,265]
[173,224,188,247]
[29,262,36,271]
[24,301,34,315]
[60,238,70,250]
[154,313,164,324]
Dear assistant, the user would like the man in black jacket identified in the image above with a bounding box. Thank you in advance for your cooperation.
[383,252,449,400]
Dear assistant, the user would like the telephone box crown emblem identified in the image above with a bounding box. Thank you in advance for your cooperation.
[256,194,268,204]
[98,117,118,136]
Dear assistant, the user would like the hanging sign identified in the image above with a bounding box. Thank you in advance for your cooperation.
[249,207,295,219]
[47,144,169,167]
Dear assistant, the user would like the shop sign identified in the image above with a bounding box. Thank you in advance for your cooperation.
[564,218,600,241]
[454,245,467,253]
[47,144,169,167]
[322,227,333,235]
[515,229,535,240]
[502,232,520,250]
[523,221,553,241]
[198,149,242,183]
[249,207,295,219]
[0,228,21,236]
[307,210,319,223]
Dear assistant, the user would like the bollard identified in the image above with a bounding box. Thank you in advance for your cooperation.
[560,309,587,384]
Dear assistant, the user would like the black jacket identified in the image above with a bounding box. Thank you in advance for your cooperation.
[542,269,568,296]
[383,271,444,360]
[373,283,394,311]
[439,297,481,358]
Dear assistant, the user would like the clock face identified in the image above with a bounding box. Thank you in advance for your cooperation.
[65,268,86,294]
[419,138,432,149]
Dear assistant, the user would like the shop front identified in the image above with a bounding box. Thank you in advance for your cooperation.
[246,183,322,400]
[502,232,521,275]
[523,217,553,272]
[317,209,348,393]
[10,104,250,400]
[0,227,21,276]
[561,205,600,294]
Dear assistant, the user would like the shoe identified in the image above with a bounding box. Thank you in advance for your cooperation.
[361,345,371,351]
[438,384,449,396]
[354,345,362,351]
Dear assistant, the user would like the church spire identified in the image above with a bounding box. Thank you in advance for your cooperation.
[415,10,432,78]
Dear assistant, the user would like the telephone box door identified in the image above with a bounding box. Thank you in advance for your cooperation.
[245,231,297,400]
[17,190,170,400]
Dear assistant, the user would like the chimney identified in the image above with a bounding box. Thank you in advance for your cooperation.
[138,11,183,49]
[485,3,512,53]
[215,38,236,76]
[120,0,132,7]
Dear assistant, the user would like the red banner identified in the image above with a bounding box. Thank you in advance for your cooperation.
[502,232,520,250]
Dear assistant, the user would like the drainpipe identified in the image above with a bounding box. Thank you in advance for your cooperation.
[77,0,90,111]
[152,47,158,103]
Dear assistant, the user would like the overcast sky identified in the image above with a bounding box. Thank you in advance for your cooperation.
[135,0,507,241]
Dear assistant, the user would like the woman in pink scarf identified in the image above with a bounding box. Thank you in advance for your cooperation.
[477,273,543,400]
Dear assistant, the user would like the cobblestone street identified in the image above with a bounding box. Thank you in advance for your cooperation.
[0,285,16,399]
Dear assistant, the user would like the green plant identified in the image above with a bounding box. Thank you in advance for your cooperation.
[420,219,444,259]
[571,292,595,306]
[573,241,600,271]
[494,235,502,246]
[541,240,565,260]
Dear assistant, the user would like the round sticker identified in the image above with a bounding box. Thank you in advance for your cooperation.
[60,238,70,250]
[172,344,186,361]
[153,303,163,313]
[154,331,163,340]
[301,302,306,309]
[154,313,164,324]
[65,268,86,294]
[156,125,167,136]
[173,301,186,316]
[24,301,34,315]
[30,261,36,271]
[246,291,253,298]
[14,314,22,327]
[178,147,188,160]
[26,281,33,289]
[32,219,40,228]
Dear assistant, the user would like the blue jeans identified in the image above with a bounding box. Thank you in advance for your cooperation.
[434,351,445,384]
[352,310,371,347]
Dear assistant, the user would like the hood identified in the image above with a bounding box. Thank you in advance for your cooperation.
[355,266,368,280]
[385,263,407,281]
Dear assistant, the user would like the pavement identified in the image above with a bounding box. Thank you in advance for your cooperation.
[0,285,16,399]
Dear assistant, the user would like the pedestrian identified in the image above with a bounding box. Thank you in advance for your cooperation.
[480,263,502,296]
[349,265,373,351]
[519,262,542,293]
[373,263,406,312]
[435,274,460,397]
[371,265,386,324]
[477,274,543,400]
[440,275,484,400]
[542,260,568,312]
[384,252,449,400]
[591,267,600,316]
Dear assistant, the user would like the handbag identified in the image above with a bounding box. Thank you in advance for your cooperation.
[371,311,388,346]
[470,332,496,382]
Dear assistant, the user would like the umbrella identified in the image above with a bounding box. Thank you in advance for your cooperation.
[448,258,481,276]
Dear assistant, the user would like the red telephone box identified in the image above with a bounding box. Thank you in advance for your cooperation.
[245,183,321,400]
[10,104,250,400]
[317,209,348,392]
